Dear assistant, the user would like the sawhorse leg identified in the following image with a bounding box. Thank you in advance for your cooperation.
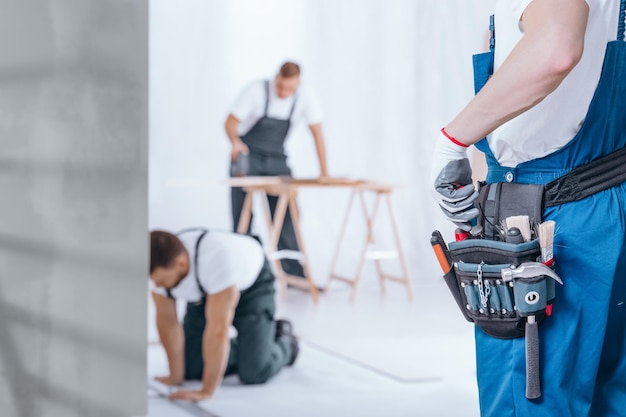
[257,189,319,303]
[327,189,413,302]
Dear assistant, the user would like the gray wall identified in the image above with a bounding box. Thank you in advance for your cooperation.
[0,1,148,416]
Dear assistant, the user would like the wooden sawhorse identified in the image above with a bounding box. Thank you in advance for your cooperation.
[326,183,413,302]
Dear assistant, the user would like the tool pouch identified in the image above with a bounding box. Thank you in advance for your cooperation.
[447,239,556,339]
[443,182,556,339]
[475,182,544,240]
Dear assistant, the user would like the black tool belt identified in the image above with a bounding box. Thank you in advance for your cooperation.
[544,145,626,207]
[477,145,626,239]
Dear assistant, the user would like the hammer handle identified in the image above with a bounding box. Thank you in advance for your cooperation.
[525,316,541,399]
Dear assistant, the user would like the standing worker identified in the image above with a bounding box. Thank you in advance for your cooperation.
[150,229,299,401]
[225,61,328,279]
[430,1,626,416]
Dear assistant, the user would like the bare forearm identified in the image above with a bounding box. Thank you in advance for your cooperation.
[200,327,231,396]
[446,0,587,145]
[157,321,185,381]
[447,41,574,143]
[310,124,328,176]
[225,115,242,145]
[315,139,328,176]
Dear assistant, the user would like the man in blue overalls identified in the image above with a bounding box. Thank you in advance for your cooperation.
[431,0,626,415]
[225,62,328,279]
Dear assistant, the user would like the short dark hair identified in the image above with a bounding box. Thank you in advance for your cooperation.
[150,230,186,274]
[278,61,300,78]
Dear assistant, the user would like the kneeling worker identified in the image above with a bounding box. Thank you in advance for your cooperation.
[149,228,299,401]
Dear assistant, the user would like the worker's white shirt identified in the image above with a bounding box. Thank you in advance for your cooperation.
[230,79,323,136]
[488,0,619,167]
[152,231,265,303]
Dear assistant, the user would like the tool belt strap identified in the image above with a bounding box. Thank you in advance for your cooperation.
[544,146,626,208]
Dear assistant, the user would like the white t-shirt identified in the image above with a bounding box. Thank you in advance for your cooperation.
[152,231,265,303]
[488,0,620,167]
[230,79,323,136]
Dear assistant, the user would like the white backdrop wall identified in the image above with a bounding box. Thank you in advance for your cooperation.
[150,0,496,286]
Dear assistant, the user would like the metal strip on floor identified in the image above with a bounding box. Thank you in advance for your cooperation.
[304,341,445,384]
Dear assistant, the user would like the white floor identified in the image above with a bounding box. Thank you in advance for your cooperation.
[143,273,480,417]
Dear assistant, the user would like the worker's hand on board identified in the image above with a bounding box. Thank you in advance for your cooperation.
[231,140,249,161]
[169,389,212,402]
[155,375,183,387]
[430,129,480,232]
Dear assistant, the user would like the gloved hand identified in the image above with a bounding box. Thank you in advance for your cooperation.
[430,129,481,233]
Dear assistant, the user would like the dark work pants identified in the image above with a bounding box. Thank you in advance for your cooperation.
[231,152,305,277]
[183,259,292,384]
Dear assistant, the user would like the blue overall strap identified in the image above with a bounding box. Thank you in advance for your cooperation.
[471,15,496,153]
[618,0,626,40]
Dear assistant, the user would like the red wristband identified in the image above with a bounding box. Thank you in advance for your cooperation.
[441,127,469,148]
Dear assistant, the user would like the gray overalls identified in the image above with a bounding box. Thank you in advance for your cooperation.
[176,229,293,385]
[230,80,305,277]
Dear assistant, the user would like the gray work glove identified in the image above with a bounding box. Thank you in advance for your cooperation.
[430,130,481,233]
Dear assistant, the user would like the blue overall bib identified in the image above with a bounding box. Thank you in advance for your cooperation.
[472,7,626,417]
[230,80,305,278]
